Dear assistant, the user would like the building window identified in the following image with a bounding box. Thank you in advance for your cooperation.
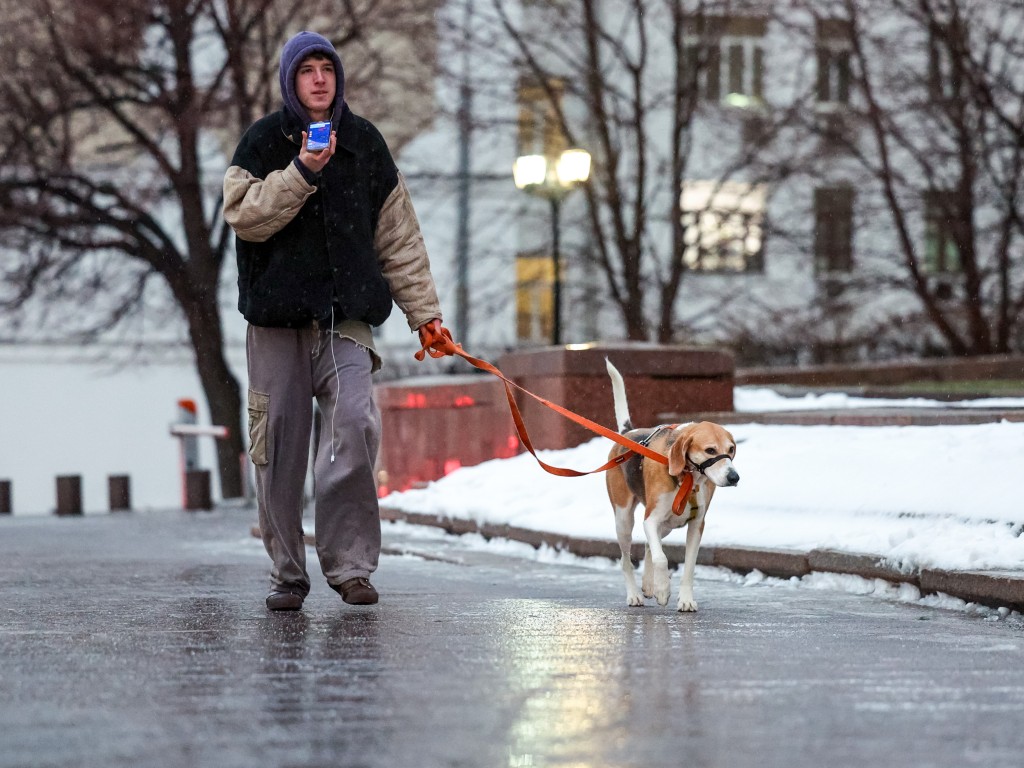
[681,181,767,273]
[923,190,962,273]
[814,187,854,273]
[684,15,766,107]
[515,252,554,342]
[517,77,567,158]
[816,19,851,106]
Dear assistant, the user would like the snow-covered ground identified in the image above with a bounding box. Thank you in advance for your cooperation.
[384,388,1024,575]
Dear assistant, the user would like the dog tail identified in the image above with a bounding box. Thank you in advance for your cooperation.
[605,358,632,433]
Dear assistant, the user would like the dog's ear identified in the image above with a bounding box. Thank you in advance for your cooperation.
[667,426,695,476]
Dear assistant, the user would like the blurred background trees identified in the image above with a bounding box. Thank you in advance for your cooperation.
[0,0,439,498]
[1,0,1022,498]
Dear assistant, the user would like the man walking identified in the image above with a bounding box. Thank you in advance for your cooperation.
[223,30,445,611]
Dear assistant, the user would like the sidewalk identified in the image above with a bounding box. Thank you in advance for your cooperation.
[9,505,1024,768]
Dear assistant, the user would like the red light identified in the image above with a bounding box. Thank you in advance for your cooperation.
[402,393,428,409]
[494,435,520,459]
[443,458,462,475]
[453,395,476,407]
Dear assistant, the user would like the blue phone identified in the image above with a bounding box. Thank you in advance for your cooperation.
[307,121,331,151]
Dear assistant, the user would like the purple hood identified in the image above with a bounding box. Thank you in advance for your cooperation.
[279,31,346,127]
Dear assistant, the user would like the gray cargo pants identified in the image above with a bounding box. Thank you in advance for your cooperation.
[246,323,382,597]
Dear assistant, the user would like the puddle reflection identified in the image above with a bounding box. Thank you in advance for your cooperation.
[496,604,709,767]
[495,604,631,766]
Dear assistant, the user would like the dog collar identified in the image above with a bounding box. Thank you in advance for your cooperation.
[670,455,729,522]
[644,470,695,521]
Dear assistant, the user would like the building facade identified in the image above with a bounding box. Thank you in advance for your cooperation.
[388,0,1023,368]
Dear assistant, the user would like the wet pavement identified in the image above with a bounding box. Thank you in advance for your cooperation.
[2,509,1024,768]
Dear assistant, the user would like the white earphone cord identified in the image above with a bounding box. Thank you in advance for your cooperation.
[329,306,340,463]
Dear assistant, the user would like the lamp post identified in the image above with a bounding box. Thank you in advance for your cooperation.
[513,148,591,346]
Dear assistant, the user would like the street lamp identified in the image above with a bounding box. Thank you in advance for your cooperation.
[513,148,591,346]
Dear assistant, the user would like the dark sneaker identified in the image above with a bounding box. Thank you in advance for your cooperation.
[266,590,304,611]
[333,577,379,605]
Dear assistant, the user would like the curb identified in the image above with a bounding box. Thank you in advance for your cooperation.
[379,507,1024,612]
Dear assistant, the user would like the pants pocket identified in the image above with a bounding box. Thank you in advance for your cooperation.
[247,389,270,465]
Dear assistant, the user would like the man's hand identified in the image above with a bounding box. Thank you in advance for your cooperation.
[298,130,336,174]
[415,319,456,361]
[417,318,443,349]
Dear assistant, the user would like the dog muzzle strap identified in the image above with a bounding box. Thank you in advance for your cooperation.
[694,454,729,474]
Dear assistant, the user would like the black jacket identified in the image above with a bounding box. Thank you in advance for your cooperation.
[227,105,399,328]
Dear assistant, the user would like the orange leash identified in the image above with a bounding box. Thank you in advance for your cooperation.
[415,330,696,515]
[666,471,695,519]
[416,328,668,474]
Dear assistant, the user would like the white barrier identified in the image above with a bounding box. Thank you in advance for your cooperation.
[169,411,229,509]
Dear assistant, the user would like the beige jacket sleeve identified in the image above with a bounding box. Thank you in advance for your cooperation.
[222,162,315,243]
[375,173,443,331]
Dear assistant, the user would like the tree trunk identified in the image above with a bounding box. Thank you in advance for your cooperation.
[185,297,245,500]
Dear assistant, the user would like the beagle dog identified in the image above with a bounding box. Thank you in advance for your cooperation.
[605,359,739,612]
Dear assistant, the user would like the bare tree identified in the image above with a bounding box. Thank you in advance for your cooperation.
[481,0,796,343]
[784,0,1024,356]
[0,0,438,498]
[469,0,1024,359]
[483,0,681,341]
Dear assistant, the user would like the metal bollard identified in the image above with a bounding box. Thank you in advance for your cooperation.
[56,475,83,516]
[184,470,212,511]
[108,475,131,512]
[0,480,11,515]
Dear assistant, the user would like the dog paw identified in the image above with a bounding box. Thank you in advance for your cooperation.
[655,586,670,607]
[627,593,645,607]
[677,592,698,612]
